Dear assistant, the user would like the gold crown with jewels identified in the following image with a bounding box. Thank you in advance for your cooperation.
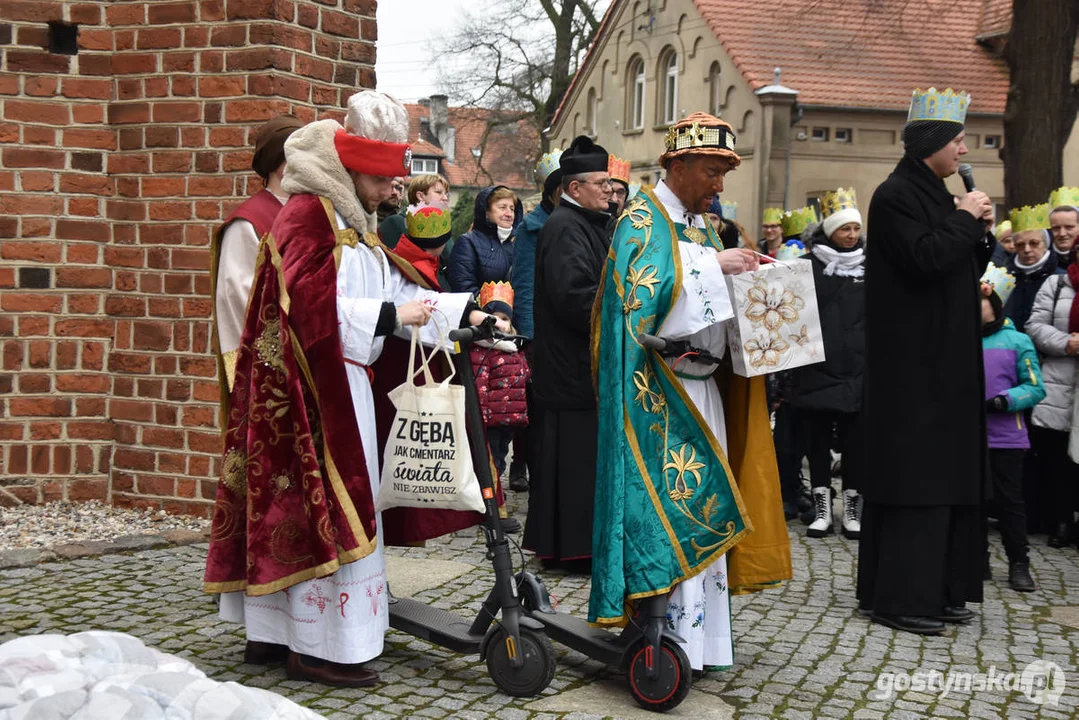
[907,87,971,125]
[820,188,858,219]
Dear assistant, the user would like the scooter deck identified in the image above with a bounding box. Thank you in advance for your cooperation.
[530,610,626,667]
[389,599,485,654]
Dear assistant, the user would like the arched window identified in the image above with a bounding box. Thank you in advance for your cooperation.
[708,61,722,116]
[659,48,678,125]
[587,87,598,135]
[626,56,645,130]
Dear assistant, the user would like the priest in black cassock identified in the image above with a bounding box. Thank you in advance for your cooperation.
[858,87,995,635]
[524,136,612,572]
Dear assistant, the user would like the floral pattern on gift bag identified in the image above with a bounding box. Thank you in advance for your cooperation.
[725,259,825,377]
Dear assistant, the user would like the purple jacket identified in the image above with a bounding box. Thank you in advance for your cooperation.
[982,319,1046,449]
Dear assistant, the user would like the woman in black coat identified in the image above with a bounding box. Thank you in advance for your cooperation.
[447,185,523,298]
[790,195,866,541]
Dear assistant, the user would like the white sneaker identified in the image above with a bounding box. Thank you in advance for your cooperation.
[807,486,834,537]
[842,489,861,539]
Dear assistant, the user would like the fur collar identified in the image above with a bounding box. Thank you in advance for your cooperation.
[281,119,379,234]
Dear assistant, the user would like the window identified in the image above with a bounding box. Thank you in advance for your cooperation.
[984,135,1002,149]
[627,56,645,130]
[586,87,598,135]
[811,127,829,142]
[660,49,678,124]
[708,61,722,116]
[411,158,438,174]
[835,128,852,143]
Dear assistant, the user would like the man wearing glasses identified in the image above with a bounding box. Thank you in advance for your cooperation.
[524,135,613,573]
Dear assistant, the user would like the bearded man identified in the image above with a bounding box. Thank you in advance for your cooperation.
[204,91,503,687]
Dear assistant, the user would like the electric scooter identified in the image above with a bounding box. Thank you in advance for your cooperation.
[511,333,722,712]
[388,317,555,697]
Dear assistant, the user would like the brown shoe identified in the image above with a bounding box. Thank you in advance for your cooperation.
[243,640,290,665]
[286,652,380,688]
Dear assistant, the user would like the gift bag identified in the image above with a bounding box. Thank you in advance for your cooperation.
[724,258,825,377]
[376,327,486,513]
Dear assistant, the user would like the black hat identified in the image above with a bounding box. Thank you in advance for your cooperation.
[559,135,609,176]
[902,120,963,160]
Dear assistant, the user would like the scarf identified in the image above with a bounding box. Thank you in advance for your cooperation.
[811,243,865,277]
[1067,262,1079,333]
[391,236,442,290]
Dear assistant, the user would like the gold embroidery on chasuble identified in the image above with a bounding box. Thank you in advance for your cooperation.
[270,518,316,565]
[222,447,247,497]
[253,305,287,375]
[222,349,239,391]
[682,227,708,245]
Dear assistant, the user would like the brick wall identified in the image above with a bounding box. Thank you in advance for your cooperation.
[0,0,378,516]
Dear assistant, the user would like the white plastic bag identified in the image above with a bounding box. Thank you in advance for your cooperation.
[376,327,485,513]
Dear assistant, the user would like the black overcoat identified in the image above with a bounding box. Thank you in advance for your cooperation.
[863,155,992,506]
[531,200,611,410]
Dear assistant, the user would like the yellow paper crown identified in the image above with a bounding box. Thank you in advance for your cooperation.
[405,204,451,239]
[762,207,784,225]
[781,206,818,238]
[1009,204,1050,233]
[536,149,563,183]
[1049,186,1079,210]
[907,87,971,124]
[607,155,631,184]
[995,219,1011,235]
[981,262,1016,306]
[479,281,514,310]
[820,188,858,219]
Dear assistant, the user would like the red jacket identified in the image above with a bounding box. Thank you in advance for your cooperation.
[470,344,530,428]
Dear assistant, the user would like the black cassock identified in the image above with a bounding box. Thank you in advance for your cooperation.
[524,200,611,562]
[858,154,992,616]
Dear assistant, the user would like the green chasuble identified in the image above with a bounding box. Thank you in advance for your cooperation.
[589,188,752,626]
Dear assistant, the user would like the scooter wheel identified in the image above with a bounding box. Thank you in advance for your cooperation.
[626,637,692,712]
[485,626,556,697]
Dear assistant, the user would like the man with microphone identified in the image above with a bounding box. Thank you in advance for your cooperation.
[858,87,994,635]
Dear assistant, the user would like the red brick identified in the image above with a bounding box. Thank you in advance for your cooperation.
[19,316,51,336]
[0,423,25,441]
[224,47,274,72]
[321,9,359,37]
[107,200,147,221]
[184,25,209,46]
[163,51,197,73]
[21,217,52,237]
[55,268,113,289]
[132,321,172,351]
[5,100,70,125]
[112,53,159,75]
[1,194,61,215]
[360,17,376,41]
[180,126,205,147]
[70,3,102,24]
[137,27,183,49]
[107,102,151,124]
[29,421,61,439]
[77,30,113,52]
[166,379,192,401]
[149,2,197,23]
[182,298,212,318]
[139,273,163,294]
[152,101,201,123]
[19,373,50,392]
[56,220,111,243]
[343,0,376,14]
[54,318,113,336]
[31,445,50,474]
[106,3,145,24]
[68,421,114,440]
[23,125,57,145]
[59,173,115,195]
[2,293,62,313]
[170,247,210,269]
[186,176,233,197]
[192,379,218,402]
[56,373,111,393]
[114,447,156,471]
[68,478,107,501]
[143,427,184,448]
[272,75,311,102]
[187,429,221,453]
[63,128,117,150]
[172,75,196,96]
[108,351,152,374]
[4,51,71,74]
[84,341,106,369]
[182,405,216,428]
[105,295,146,318]
[67,292,100,313]
[294,55,334,82]
[179,356,216,378]
[24,76,59,97]
[7,445,27,474]
[148,297,181,316]
[1,241,62,262]
[19,172,55,192]
[110,399,154,423]
[198,76,246,98]
[297,3,317,27]
[9,397,71,417]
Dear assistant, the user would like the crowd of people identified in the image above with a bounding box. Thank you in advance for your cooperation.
[203,83,1078,687]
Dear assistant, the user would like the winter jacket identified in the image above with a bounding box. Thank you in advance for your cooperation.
[982,318,1045,449]
[510,201,551,339]
[447,186,524,298]
[1003,249,1064,332]
[790,227,865,413]
[1025,274,1077,433]
[470,342,530,428]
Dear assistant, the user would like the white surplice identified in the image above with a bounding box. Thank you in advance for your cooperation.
[653,180,737,670]
[220,211,471,664]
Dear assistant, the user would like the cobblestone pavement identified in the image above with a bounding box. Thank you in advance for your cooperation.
[2,489,1078,720]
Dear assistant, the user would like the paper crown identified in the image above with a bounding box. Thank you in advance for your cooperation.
[536,149,563,183]
[479,281,514,310]
[762,207,785,225]
[995,219,1011,235]
[608,155,631,184]
[721,200,737,220]
[775,239,808,261]
[1049,186,1079,210]
[981,262,1016,306]
[781,206,819,238]
[820,188,858,219]
[1009,204,1051,233]
[660,112,740,167]
[405,204,451,240]
[907,87,971,125]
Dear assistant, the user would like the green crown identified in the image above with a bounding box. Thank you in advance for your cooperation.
[780,206,818,238]
[405,205,451,239]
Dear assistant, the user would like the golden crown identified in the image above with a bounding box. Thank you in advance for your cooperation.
[479,281,514,310]
[907,87,971,124]
[1049,186,1079,210]
[1009,204,1050,234]
[405,204,451,239]
[980,262,1016,306]
[608,155,631,184]
[781,206,819,238]
[536,149,563,183]
[995,219,1011,235]
[762,207,785,225]
[820,188,858,219]
[661,113,738,162]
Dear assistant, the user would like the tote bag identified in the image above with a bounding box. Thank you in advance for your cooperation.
[376,327,486,513]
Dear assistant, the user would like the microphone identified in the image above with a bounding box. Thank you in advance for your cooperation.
[958,164,976,193]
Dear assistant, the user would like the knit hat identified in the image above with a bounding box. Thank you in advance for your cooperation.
[479,281,514,317]
[252,115,304,179]
[542,168,564,201]
[901,121,964,160]
[903,87,969,160]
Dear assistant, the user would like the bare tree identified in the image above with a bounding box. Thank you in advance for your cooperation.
[435,0,608,153]
[1001,0,1079,208]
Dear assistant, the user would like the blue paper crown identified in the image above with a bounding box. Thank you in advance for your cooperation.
[980,263,1016,306]
[907,87,971,125]
[536,149,563,183]
[720,200,737,220]
[775,239,808,261]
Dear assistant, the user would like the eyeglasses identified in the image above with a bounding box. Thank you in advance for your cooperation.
[578,179,613,190]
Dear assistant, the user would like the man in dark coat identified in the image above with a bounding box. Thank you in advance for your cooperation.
[858,87,995,635]
[524,135,612,571]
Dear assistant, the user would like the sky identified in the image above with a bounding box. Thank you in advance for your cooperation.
[375,0,471,103]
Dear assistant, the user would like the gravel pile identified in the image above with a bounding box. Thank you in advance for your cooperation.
[0,501,211,551]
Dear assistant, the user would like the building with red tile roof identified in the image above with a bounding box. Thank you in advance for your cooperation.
[548,0,1079,238]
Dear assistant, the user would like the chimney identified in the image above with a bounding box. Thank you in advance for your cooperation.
[429,94,451,152]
